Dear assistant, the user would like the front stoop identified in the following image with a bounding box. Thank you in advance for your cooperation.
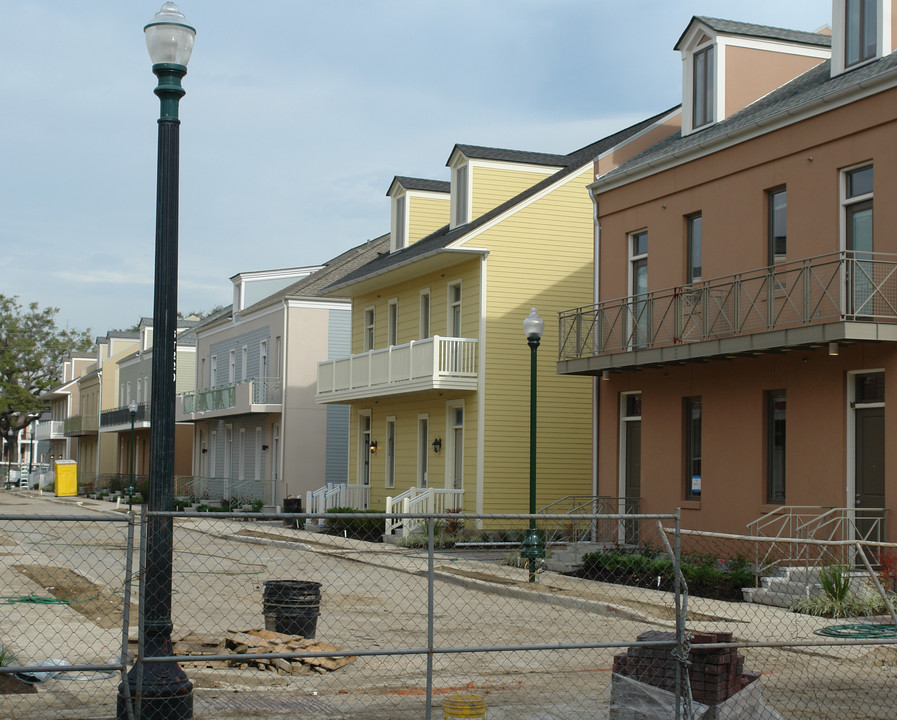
[742,566,823,608]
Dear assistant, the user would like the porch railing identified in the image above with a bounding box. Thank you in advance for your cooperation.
[384,487,464,537]
[100,402,151,428]
[174,476,267,505]
[559,251,897,361]
[305,483,370,518]
[317,336,477,398]
[539,495,641,545]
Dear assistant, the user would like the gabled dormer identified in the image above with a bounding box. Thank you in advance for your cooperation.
[675,16,831,135]
[445,145,566,229]
[386,176,450,252]
[831,0,895,76]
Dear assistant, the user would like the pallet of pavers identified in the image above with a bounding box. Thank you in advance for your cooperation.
[609,630,783,719]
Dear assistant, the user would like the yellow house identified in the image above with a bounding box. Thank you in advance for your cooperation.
[316,113,678,520]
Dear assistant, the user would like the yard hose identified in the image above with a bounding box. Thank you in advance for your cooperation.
[0,593,87,605]
[814,623,897,639]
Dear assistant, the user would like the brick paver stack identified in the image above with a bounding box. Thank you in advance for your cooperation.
[612,630,761,705]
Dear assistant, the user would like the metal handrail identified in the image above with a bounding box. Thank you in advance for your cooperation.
[559,251,897,361]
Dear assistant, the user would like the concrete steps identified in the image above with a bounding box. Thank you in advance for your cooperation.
[742,566,823,608]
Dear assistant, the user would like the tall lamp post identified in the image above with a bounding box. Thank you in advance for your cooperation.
[117,4,195,719]
[128,400,138,512]
[520,307,545,583]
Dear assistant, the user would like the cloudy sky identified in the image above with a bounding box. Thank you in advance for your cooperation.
[2,1,830,335]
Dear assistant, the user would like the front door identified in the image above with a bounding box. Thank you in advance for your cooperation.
[856,406,885,542]
[621,393,642,545]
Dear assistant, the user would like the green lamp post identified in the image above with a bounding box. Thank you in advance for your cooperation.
[117,4,195,719]
[521,307,545,583]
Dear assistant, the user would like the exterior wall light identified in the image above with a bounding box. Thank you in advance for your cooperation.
[432,437,442,454]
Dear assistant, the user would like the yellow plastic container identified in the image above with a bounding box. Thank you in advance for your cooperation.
[443,693,487,719]
[55,460,77,497]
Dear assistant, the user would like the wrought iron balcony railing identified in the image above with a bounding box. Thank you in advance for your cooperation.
[64,414,99,435]
[559,251,897,363]
[179,377,283,416]
[100,402,151,428]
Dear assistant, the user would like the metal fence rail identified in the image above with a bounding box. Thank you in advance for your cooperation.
[4,504,897,719]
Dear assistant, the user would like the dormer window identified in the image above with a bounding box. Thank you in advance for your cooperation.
[692,46,715,128]
[833,0,891,75]
[452,164,470,227]
[392,193,407,252]
[845,0,877,66]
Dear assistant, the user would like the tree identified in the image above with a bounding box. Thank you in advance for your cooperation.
[0,295,93,463]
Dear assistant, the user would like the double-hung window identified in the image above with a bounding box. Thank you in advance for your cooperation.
[363,308,375,351]
[768,187,787,265]
[387,299,398,346]
[845,0,877,68]
[693,46,714,129]
[685,397,703,499]
[687,213,703,283]
[767,391,786,503]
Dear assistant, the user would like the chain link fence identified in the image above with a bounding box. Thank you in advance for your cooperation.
[2,507,897,719]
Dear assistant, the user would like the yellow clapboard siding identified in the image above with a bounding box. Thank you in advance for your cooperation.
[407,194,449,246]
[470,164,556,219]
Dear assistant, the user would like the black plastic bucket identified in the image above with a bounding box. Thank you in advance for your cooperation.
[282,497,302,527]
[262,581,321,638]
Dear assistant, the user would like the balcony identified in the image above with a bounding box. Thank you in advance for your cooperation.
[558,251,897,374]
[176,377,283,422]
[34,421,65,441]
[316,336,478,403]
[100,402,151,432]
[64,414,98,436]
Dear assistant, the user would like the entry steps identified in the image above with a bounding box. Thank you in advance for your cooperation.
[742,566,824,607]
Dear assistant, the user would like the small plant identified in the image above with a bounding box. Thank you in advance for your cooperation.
[172,498,190,511]
[250,499,264,513]
[0,643,16,667]
[791,563,887,618]
[819,563,852,604]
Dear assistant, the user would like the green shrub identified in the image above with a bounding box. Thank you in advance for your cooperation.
[790,564,888,618]
[324,507,383,542]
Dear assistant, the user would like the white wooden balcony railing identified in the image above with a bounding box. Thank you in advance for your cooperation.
[34,421,65,441]
[305,483,371,518]
[558,251,897,372]
[384,487,464,537]
[317,336,477,403]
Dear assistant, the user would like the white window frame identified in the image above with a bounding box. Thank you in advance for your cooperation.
[255,427,262,481]
[229,349,236,384]
[224,424,233,481]
[447,281,462,337]
[363,307,376,352]
[385,416,397,489]
[238,428,246,481]
[840,162,874,249]
[451,163,470,228]
[241,345,248,382]
[392,192,407,251]
[209,429,217,479]
[446,400,465,491]
[387,299,399,347]
[832,0,890,75]
[210,355,218,387]
[419,288,431,339]
[358,410,372,487]
[259,340,269,380]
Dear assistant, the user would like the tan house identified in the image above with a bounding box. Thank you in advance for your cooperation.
[558,3,897,541]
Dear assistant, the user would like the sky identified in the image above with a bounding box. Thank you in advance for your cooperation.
[1,1,831,336]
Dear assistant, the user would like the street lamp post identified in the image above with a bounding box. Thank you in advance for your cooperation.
[117,4,195,719]
[128,400,138,512]
[520,307,545,583]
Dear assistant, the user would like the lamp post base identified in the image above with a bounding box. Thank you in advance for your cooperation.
[116,633,193,720]
[521,527,545,583]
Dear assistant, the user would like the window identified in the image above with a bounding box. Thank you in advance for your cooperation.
[767,391,786,503]
[225,424,233,479]
[210,355,218,386]
[359,411,372,487]
[387,299,398,346]
[845,0,877,67]
[364,307,375,352]
[453,165,469,226]
[685,397,702,499]
[136,379,142,404]
[768,187,787,265]
[126,382,131,404]
[687,213,703,283]
[385,418,396,489]
[448,403,464,492]
[259,340,269,379]
[144,376,149,402]
[394,194,407,250]
[448,283,462,337]
[693,46,715,128]
[856,372,885,404]
[420,290,431,339]
[229,349,236,384]
[629,231,648,348]
[255,427,262,481]
[843,165,874,313]
[241,346,248,382]
[238,428,245,481]
[209,430,217,477]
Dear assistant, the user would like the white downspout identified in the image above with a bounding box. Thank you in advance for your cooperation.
[591,189,601,499]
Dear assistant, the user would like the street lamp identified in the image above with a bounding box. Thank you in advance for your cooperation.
[117,4,195,719]
[128,400,138,512]
[520,307,545,583]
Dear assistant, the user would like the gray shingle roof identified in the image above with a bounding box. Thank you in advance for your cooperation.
[390,177,450,194]
[448,144,570,167]
[327,108,678,293]
[598,52,897,187]
[675,16,832,50]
